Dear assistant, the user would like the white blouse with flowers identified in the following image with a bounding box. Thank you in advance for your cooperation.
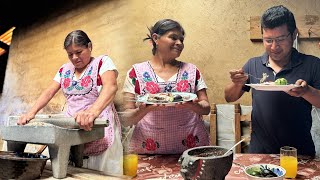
[53,55,118,92]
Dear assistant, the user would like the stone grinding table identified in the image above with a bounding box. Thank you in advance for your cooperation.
[0,115,108,179]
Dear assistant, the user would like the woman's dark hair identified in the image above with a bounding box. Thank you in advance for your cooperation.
[144,19,185,55]
[63,30,92,49]
[261,5,297,35]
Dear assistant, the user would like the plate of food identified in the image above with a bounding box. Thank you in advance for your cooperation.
[136,92,197,105]
[246,78,301,91]
[244,163,286,180]
[245,83,300,91]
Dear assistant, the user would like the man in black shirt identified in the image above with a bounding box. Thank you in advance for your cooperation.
[224,5,320,157]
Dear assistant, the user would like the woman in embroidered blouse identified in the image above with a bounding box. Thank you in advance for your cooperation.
[12,30,123,175]
[122,19,210,154]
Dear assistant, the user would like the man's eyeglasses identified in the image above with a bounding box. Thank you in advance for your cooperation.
[262,33,291,45]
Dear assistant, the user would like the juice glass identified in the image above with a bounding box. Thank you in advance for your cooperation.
[123,151,138,177]
[280,146,298,178]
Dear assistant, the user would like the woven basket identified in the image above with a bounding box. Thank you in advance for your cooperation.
[0,151,49,180]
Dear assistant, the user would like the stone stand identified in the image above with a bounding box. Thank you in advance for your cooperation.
[1,125,104,179]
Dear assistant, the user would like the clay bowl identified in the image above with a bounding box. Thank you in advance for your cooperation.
[0,151,49,180]
[245,163,286,180]
[178,146,233,180]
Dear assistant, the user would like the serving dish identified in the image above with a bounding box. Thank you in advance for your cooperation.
[245,84,300,91]
[136,92,197,105]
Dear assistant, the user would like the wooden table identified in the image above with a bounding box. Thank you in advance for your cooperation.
[134,154,320,180]
[134,154,182,180]
[40,153,320,179]
[228,154,320,180]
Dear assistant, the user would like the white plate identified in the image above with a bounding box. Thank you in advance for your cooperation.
[136,92,197,105]
[246,84,301,91]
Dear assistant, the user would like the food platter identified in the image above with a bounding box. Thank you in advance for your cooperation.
[245,83,300,91]
[136,92,197,105]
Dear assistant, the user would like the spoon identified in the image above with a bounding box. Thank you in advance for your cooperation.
[223,137,247,156]
[245,73,262,81]
[245,73,269,83]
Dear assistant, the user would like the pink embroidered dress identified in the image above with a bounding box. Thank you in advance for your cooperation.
[128,61,209,154]
[59,55,119,156]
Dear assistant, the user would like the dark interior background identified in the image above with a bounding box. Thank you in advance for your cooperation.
[0,0,74,93]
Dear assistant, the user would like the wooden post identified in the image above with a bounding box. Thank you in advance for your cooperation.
[234,103,242,153]
[209,103,217,146]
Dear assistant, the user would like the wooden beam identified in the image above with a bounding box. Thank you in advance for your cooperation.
[250,15,320,41]
[250,16,262,41]
[0,41,9,51]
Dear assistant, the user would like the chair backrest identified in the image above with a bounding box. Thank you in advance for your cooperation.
[203,103,217,146]
[234,103,252,153]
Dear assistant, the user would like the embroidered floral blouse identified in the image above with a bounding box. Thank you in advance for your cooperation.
[123,61,207,94]
[54,55,118,93]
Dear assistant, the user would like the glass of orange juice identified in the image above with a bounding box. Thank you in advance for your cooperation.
[123,150,138,177]
[280,146,298,178]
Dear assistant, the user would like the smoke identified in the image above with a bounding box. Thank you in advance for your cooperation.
[0,96,28,126]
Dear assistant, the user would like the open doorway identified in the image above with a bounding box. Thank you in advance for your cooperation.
[0,52,8,93]
[0,27,15,94]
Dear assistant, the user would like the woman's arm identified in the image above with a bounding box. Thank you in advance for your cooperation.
[121,67,162,127]
[18,81,61,125]
[75,70,118,131]
[121,92,165,127]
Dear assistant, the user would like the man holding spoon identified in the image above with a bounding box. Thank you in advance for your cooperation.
[225,5,320,157]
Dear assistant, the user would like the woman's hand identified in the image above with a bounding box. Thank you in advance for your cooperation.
[175,98,199,108]
[17,113,35,125]
[74,110,98,131]
[74,70,117,131]
[175,89,210,115]
[175,98,209,114]
[122,92,168,126]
